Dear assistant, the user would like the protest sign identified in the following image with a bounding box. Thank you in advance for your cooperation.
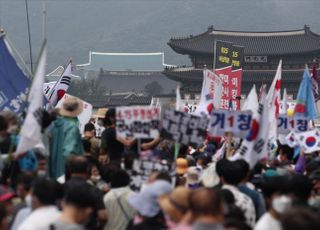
[56,94,93,134]
[161,109,208,147]
[209,109,252,138]
[131,159,175,191]
[214,40,233,110]
[278,115,308,134]
[229,45,244,110]
[116,106,160,139]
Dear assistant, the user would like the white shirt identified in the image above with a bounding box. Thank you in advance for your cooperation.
[103,187,136,230]
[254,212,281,230]
[17,206,60,230]
[223,184,256,227]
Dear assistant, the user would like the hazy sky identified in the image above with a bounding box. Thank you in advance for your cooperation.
[0,0,319,72]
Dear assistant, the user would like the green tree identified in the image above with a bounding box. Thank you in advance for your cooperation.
[144,81,163,96]
[68,78,106,101]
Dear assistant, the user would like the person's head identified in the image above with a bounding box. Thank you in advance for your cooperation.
[103,108,115,127]
[216,159,243,186]
[159,187,191,226]
[277,145,294,163]
[0,111,17,132]
[261,176,291,215]
[63,180,97,224]
[0,115,8,141]
[110,169,130,188]
[128,180,172,218]
[84,123,95,138]
[288,174,312,204]
[59,96,83,118]
[16,172,34,200]
[185,166,202,189]
[280,207,320,230]
[189,188,223,222]
[66,156,89,180]
[236,159,250,183]
[81,139,92,154]
[31,177,62,209]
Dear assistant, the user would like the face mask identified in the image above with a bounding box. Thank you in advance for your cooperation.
[25,194,32,207]
[91,175,101,181]
[308,196,320,208]
[38,170,46,177]
[272,195,292,214]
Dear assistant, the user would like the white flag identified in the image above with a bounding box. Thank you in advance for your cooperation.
[241,85,258,112]
[267,60,282,142]
[176,84,182,111]
[46,61,72,107]
[231,87,270,168]
[195,69,222,115]
[16,41,47,154]
[278,88,288,145]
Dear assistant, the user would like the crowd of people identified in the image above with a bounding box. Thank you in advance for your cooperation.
[0,96,320,230]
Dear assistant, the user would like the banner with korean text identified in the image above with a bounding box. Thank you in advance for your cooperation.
[209,109,252,138]
[161,110,209,147]
[229,45,244,110]
[214,40,233,109]
[116,106,161,139]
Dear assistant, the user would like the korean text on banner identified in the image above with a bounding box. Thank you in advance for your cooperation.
[161,110,209,147]
[116,106,161,139]
[214,40,233,110]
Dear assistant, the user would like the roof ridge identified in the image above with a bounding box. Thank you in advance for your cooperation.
[210,29,307,37]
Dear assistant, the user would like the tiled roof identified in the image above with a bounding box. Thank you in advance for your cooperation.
[168,25,320,55]
[104,93,152,107]
[163,67,319,95]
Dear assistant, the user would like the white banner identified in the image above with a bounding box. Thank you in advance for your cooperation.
[116,106,160,139]
[209,109,252,138]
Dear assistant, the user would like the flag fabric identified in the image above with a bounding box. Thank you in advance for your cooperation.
[195,69,222,115]
[16,41,47,155]
[176,84,182,111]
[241,85,258,113]
[296,129,320,154]
[311,63,319,102]
[294,68,318,120]
[231,86,270,168]
[46,61,72,107]
[278,88,288,145]
[266,60,282,142]
[0,36,30,113]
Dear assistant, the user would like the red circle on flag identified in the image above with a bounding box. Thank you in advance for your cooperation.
[305,136,316,147]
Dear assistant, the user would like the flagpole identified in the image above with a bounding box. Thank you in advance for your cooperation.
[42,0,47,41]
[25,0,33,73]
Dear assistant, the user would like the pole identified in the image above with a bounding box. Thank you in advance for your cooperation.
[42,0,47,41]
[25,0,33,73]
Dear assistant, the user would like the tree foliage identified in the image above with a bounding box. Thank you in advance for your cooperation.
[144,81,163,96]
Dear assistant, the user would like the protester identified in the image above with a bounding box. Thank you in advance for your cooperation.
[280,207,320,230]
[188,188,224,230]
[158,186,191,228]
[127,180,172,230]
[50,180,97,230]
[17,177,62,230]
[49,96,84,179]
[254,176,291,230]
[216,159,256,227]
[83,122,100,159]
[103,169,136,230]
[66,156,107,230]
[100,108,135,166]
